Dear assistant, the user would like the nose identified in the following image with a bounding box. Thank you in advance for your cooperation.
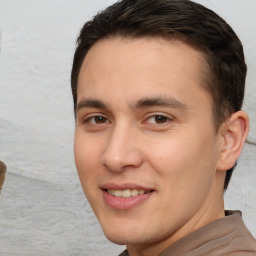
[101,126,143,172]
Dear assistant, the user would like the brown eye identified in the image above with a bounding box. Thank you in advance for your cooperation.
[85,116,109,124]
[154,116,168,124]
[94,116,108,124]
[147,115,169,124]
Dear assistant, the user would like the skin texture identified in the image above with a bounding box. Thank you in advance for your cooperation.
[74,37,249,256]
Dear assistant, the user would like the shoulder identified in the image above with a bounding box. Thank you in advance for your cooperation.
[159,211,256,256]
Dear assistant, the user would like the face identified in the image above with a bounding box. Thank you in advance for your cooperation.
[74,37,224,249]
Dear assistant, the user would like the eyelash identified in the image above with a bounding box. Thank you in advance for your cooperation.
[145,115,172,125]
[83,115,110,124]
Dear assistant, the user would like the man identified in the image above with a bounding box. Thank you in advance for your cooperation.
[71,0,256,255]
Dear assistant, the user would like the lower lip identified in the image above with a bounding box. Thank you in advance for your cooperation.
[102,190,153,210]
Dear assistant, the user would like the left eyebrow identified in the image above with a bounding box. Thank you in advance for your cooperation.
[133,97,188,110]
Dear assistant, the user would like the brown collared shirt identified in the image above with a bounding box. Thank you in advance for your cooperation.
[119,211,256,256]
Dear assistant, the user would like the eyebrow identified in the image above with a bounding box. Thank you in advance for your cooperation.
[76,99,108,112]
[133,97,188,110]
[76,96,188,113]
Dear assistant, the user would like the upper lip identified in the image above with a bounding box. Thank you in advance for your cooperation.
[101,183,155,191]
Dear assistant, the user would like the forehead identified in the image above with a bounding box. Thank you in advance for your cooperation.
[77,36,210,110]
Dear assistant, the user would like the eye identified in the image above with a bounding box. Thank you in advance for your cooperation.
[85,116,109,124]
[147,115,170,124]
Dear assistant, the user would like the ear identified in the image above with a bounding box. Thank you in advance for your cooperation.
[217,111,249,171]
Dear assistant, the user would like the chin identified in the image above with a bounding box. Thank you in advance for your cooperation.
[101,224,143,245]
[101,223,158,246]
[105,234,146,246]
[105,235,129,245]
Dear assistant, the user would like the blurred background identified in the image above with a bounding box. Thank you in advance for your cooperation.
[0,0,255,255]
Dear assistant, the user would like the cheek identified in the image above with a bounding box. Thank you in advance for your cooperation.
[148,132,217,190]
[148,136,195,174]
[74,132,101,187]
[74,133,104,212]
[147,135,217,221]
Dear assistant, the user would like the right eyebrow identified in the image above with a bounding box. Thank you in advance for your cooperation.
[76,98,108,113]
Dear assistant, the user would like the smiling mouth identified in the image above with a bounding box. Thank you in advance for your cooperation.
[106,189,153,198]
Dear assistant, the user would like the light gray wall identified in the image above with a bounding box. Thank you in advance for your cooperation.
[0,0,255,255]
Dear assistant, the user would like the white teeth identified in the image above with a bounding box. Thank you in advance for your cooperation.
[114,190,122,197]
[107,189,149,198]
[122,189,131,198]
[131,189,139,197]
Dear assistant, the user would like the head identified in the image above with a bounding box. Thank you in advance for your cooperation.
[71,0,247,191]
[71,0,249,252]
